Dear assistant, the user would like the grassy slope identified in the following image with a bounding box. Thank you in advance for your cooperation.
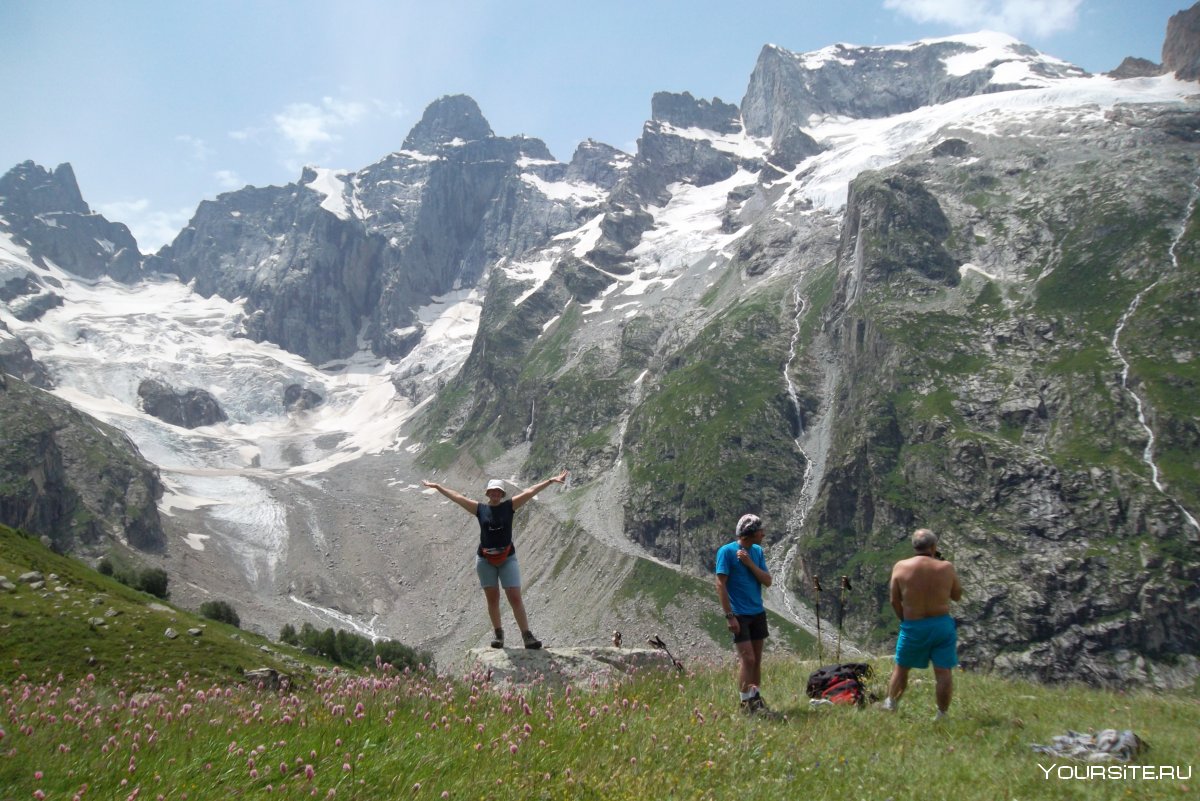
[1,650,1196,800]
[0,524,322,688]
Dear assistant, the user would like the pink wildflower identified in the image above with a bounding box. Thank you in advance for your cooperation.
[304,764,315,780]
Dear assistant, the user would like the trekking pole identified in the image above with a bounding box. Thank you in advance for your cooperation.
[647,634,684,672]
[813,575,823,664]
[836,575,851,662]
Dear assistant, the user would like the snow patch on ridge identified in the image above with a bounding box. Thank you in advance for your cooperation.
[303,167,354,220]
[521,173,605,205]
[790,73,1197,211]
[654,122,771,160]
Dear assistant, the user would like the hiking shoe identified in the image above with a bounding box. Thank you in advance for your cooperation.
[742,694,783,719]
[741,694,767,714]
[881,697,898,712]
[490,628,504,649]
[934,709,948,722]
[522,630,542,650]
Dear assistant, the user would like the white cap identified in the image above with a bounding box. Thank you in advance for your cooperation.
[736,513,763,538]
[485,479,507,495]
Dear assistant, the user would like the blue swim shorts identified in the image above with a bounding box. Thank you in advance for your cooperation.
[475,554,521,589]
[895,614,958,669]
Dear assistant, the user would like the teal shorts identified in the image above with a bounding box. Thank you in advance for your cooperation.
[895,614,958,669]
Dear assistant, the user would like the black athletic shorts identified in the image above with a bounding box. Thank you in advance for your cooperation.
[731,611,769,644]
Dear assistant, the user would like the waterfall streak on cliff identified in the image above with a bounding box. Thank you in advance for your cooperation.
[1111,181,1200,533]
[764,286,859,653]
[525,399,536,442]
[615,370,649,466]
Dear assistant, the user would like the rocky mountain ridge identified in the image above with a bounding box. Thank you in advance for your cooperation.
[140,95,615,365]
[1,18,1198,685]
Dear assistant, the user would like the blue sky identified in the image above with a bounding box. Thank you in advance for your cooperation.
[1,0,1191,251]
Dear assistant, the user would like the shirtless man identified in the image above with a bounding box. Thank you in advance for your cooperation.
[883,528,963,718]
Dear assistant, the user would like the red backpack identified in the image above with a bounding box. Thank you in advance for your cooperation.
[805,663,872,707]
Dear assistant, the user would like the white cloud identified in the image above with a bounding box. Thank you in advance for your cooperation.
[214,170,243,190]
[227,95,390,175]
[176,134,213,162]
[884,0,1082,38]
[272,97,370,156]
[227,127,261,142]
[95,199,193,255]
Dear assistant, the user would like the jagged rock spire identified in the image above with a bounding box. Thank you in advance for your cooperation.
[402,94,494,152]
[0,161,90,216]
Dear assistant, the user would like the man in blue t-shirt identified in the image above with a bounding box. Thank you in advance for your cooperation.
[715,513,773,714]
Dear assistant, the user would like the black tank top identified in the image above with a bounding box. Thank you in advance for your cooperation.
[476,499,516,556]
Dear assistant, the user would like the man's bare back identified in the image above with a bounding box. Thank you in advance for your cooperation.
[890,554,962,621]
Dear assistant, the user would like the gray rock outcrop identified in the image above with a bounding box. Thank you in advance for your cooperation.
[467,646,674,688]
[650,91,741,133]
[0,161,143,282]
[401,93,494,150]
[564,140,632,190]
[1107,56,1165,79]
[283,384,323,412]
[0,322,50,387]
[137,379,227,429]
[1163,2,1200,81]
[0,374,164,554]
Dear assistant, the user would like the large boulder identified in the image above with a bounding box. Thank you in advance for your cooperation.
[0,322,50,387]
[466,646,674,688]
[138,379,228,429]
